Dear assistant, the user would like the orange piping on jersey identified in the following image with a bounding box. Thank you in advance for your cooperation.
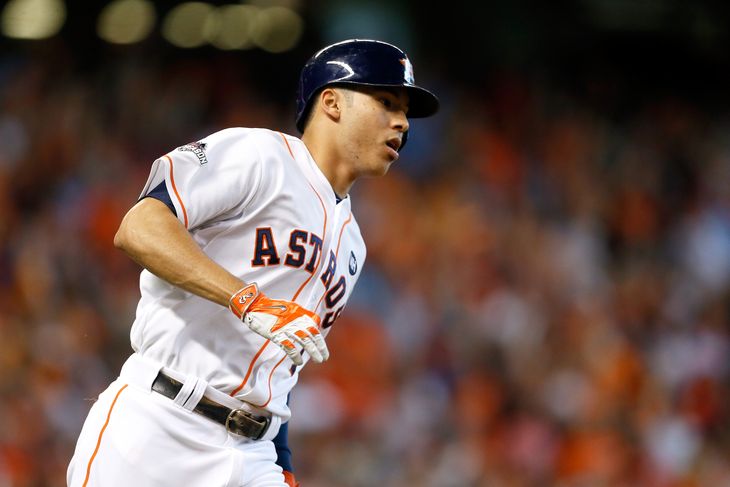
[82,384,128,487]
[231,134,329,399]
[314,212,353,312]
[252,354,288,408]
[292,181,328,301]
[256,214,345,402]
[164,155,189,228]
[278,132,295,158]
[276,133,329,301]
[230,341,271,397]
[334,213,353,255]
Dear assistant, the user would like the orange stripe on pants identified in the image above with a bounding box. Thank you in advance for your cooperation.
[82,384,128,487]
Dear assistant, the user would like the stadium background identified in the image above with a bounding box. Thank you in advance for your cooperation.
[1,0,729,485]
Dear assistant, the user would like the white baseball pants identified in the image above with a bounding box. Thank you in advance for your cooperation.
[67,354,286,487]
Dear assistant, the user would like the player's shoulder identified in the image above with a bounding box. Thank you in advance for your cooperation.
[170,127,294,168]
[202,127,295,149]
[170,127,255,158]
[199,127,264,147]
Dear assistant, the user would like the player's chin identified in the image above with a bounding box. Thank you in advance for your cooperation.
[363,164,390,178]
[363,153,395,176]
[372,157,395,176]
[376,147,399,172]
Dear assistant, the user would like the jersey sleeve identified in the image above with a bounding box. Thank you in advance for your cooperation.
[141,180,177,216]
[140,128,263,230]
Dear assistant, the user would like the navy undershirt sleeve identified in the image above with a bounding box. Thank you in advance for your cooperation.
[142,181,177,216]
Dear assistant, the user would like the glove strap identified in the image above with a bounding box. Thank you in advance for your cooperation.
[229,283,260,320]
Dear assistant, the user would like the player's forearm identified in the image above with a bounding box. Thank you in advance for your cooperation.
[114,198,243,307]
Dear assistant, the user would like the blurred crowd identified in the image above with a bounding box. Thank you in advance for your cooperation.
[0,40,729,487]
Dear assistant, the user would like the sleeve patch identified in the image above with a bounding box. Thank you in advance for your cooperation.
[177,141,208,165]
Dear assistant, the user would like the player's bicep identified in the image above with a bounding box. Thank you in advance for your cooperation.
[114,197,183,255]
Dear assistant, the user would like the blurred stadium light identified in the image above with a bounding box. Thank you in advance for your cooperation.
[2,0,305,53]
[161,2,214,48]
[97,0,156,45]
[1,0,66,40]
[0,0,729,116]
[249,6,303,53]
[203,4,259,50]
[163,3,303,52]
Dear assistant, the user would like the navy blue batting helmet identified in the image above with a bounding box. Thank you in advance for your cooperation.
[295,39,439,133]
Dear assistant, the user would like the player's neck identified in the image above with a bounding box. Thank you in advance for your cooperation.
[301,131,355,197]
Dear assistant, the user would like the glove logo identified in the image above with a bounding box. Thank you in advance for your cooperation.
[260,304,288,312]
[349,251,357,275]
[238,292,254,305]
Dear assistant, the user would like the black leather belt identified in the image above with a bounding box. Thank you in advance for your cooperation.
[151,371,270,440]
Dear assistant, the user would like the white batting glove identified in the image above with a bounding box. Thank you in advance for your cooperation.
[229,283,329,366]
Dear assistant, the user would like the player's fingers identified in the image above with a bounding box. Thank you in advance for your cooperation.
[288,329,323,363]
[273,333,303,366]
[298,326,330,363]
[308,326,329,362]
[304,324,329,362]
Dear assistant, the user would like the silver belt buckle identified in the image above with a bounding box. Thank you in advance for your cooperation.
[225,408,270,440]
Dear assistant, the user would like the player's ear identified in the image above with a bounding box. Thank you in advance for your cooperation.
[319,87,342,122]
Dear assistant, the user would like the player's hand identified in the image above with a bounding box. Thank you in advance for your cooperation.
[229,283,329,366]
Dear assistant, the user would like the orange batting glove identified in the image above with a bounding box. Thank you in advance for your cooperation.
[229,283,329,366]
[283,471,300,487]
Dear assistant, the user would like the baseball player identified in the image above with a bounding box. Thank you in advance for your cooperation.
[67,39,438,487]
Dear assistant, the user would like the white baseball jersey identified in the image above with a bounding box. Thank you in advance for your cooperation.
[133,127,366,420]
[67,128,366,487]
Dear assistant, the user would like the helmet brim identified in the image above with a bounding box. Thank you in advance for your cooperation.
[334,81,439,119]
[404,85,440,119]
[296,82,440,132]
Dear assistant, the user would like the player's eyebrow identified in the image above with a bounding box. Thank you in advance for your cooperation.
[372,87,410,111]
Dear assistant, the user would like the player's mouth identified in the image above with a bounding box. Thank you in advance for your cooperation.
[385,137,401,160]
[386,137,402,151]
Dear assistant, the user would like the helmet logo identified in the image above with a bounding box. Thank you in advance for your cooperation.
[326,60,355,80]
[400,58,415,84]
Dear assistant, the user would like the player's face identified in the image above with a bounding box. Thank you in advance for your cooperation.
[338,86,410,176]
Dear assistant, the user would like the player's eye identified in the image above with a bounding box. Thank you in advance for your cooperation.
[380,97,393,108]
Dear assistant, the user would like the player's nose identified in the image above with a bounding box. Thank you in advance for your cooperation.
[392,110,409,134]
